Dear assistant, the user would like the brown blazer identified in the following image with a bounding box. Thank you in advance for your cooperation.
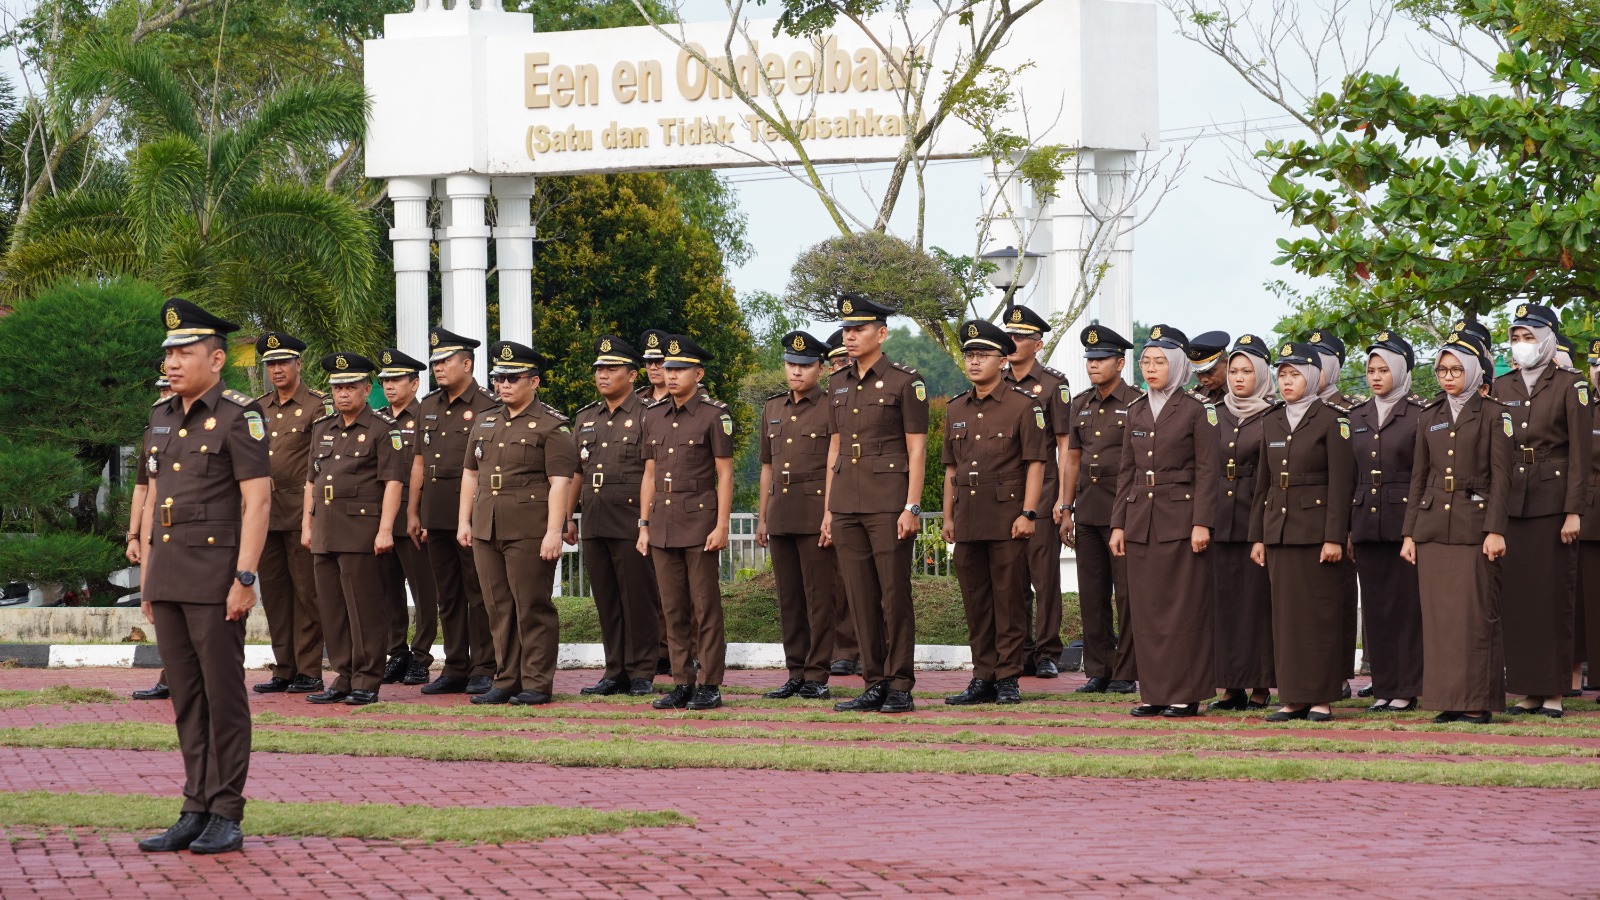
[827,354,930,515]
[1347,394,1425,544]
[1581,399,1600,541]
[1248,401,1356,546]
[760,386,834,536]
[641,392,735,548]
[1111,392,1219,544]
[382,400,422,537]
[1402,394,1512,544]
[1212,402,1275,543]
[1005,361,1072,512]
[415,384,501,529]
[1492,366,1591,518]
[144,382,271,603]
[572,391,651,541]
[257,383,331,532]
[1067,380,1142,526]
[942,385,1051,542]
[464,399,578,542]
[306,406,407,554]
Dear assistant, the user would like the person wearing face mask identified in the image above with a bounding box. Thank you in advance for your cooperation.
[1347,333,1426,712]
[1207,335,1278,711]
[1309,330,1361,697]
[1492,302,1590,718]
[1577,339,1600,697]
[1249,342,1356,722]
[1109,325,1220,718]
[1399,335,1512,724]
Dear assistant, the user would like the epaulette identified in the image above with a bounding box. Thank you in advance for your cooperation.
[1421,393,1449,410]
[766,390,788,402]
[575,399,604,416]
[1010,385,1039,401]
[1128,393,1150,409]
[703,396,730,410]
[1406,393,1427,406]
[422,387,444,400]
[309,388,327,398]
[372,409,397,426]
[891,362,918,375]
[1043,365,1069,383]
[1324,401,1351,415]
[1558,364,1582,374]
[221,389,252,407]
[540,401,569,422]
[152,394,172,408]
[1350,396,1372,409]
[1072,387,1095,402]
[951,388,973,402]
[312,412,336,425]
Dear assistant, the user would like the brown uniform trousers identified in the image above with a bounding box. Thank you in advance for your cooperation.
[466,400,578,695]
[416,384,502,680]
[1006,363,1072,668]
[1403,393,1512,712]
[1249,401,1356,705]
[574,392,661,683]
[256,384,328,681]
[133,426,168,686]
[1580,401,1600,682]
[760,386,837,684]
[823,373,858,669]
[1212,402,1277,690]
[1068,381,1142,680]
[378,402,439,664]
[1112,392,1219,706]
[144,382,270,821]
[1492,367,1590,697]
[307,406,407,694]
[944,385,1050,681]
[643,393,736,686]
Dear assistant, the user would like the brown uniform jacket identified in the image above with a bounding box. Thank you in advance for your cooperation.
[1402,394,1513,544]
[573,392,651,541]
[1213,402,1276,543]
[1248,401,1356,546]
[1491,366,1592,518]
[1582,399,1600,541]
[382,400,422,537]
[1347,394,1426,544]
[1067,381,1142,526]
[415,383,502,529]
[641,392,735,548]
[464,399,577,542]
[759,386,834,536]
[942,385,1051,542]
[306,406,407,554]
[257,383,331,531]
[143,382,271,603]
[1006,361,1072,514]
[828,354,929,515]
[1111,392,1220,544]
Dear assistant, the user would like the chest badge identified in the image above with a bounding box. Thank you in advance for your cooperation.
[422,432,431,446]
[1338,417,1351,440]
[146,453,158,475]
[294,408,303,417]
[357,433,366,442]
[1503,411,1514,437]
[203,417,216,431]
[624,419,633,428]
[914,380,926,402]
[474,442,484,460]
[1032,385,1042,394]
[464,410,474,421]
[875,380,884,389]
[580,447,590,461]
[243,411,265,441]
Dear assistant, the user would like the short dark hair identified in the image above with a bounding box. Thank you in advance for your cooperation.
[200,335,227,355]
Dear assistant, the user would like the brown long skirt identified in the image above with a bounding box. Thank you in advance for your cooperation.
[1578,543,1600,674]
[1502,515,1575,697]
[1354,541,1423,698]
[1210,541,1274,689]
[1126,538,1215,706]
[1416,542,1504,712]
[1266,545,1345,705]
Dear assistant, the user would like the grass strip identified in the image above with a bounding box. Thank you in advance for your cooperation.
[5,722,1598,789]
[0,790,687,844]
[0,686,120,710]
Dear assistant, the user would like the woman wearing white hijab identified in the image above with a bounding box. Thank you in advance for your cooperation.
[1109,324,1219,718]
[1400,335,1510,724]
[1348,334,1425,712]
[1492,303,1589,717]
[1249,341,1355,721]
[1208,336,1277,711]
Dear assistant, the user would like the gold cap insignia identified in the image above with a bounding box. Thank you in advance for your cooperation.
[1150,326,1162,340]
[1010,309,1023,322]
[668,339,681,355]
[646,333,659,348]
[335,355,348,370]
[1310,331,1323,343]
[1281,344,1293,357]
[791,335,805,351]
[841,299,854,315]
[381,351,392,365]
[600,338,612,353]
[1376,331,1390,342]
[164,308,180,329]
[1591,340,1600,356]
[500,345,514,361]
[1087,330,1099,345]
[429,332,439,347]
[1453,321,1466,331]
[1517,304,1529,318]
[966,324,979,339]
[1240,335,1252,345]
[266,334,280,350]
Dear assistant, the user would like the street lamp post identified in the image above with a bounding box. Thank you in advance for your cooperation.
[979,245,1045,306]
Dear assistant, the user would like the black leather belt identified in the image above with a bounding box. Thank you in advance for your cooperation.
[158,501,240,527]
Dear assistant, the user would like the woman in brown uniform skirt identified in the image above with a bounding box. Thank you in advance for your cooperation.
[1492,303,1589,717]
[1576,341,1600,695]
[1110,325,1219,718]
[1208,336,1277,711]
[1249,341,1355,722]
[1348,334,1425,712]
[1400,336,1509,724]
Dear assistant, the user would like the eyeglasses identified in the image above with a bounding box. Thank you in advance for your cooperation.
[1435,366,1466,377]
[490,374,528,385]
[962,350,1002,361]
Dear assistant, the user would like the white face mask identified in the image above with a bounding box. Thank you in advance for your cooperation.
[1512,342,1542,368]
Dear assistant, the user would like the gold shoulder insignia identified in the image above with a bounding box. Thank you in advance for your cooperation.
[221,389,251,407]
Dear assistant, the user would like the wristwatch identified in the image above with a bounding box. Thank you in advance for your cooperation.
[234,571,257,587]
[1021,510,1039,521]
[1060,503,1076,513]
[637,519,650,528]
[903,504,922,516]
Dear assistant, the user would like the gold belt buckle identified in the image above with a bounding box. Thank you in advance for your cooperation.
[1370,469,1382,486]
[1444,475,1456,493]
[664,474,673,493]
[851,442,862,460]
[967,472,979,487]
[591,471,604,488]
[489,474,502,490]
[1280,472,1291,490]
[323,486,334,502]
[780,471,791,485]
[1522,447,1536,464]
[160,502,173,527]
[1144,471,1156,487]
[428,464,438,479]
[1225,460,1236,481]
[1088,464,1101,484]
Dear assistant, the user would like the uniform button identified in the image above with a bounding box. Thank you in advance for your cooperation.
[790,415,797,421]
[178,428,187,437]
[498,442,504,447]
[1371,451,1377,458]
[1281,508,1287,513]
[853,409,859,414]
[1228,442,1235,448]
[1094,431,1101,437]
[326,475,333,481]
[172,463,181,471]
[1226,490,1233,497]
[672,422,679,428]
[786,438,792,444]
[206,536,215,545]
[335,455,341,460]
[1315,499,1322,505]
[1147,492,1153,498]
[1444,503,1451,510]
[781,488,788,494]
[1370,507,1377,512]
[199,446,207,453]
[1447,450,1454,456]
[272,432,279,438]
[162,534,170,543]
[1445,467,1453,474]
[491,491,498,496]
[665,499,671,505]
[668,448,674,454]
[276,413,283,419]
[1281,459,1287,465]
[1371,488,1377,494]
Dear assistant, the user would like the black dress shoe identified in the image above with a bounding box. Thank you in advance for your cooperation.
[627,678,654,696]
[580,678,624,696]
[1021,660,1037,677]
[1506,704,1540,715]
[138,812,208,852]
[252,677,292,694]
[402,660,431,685]
[945,679,998,706]
[1386,698,1417,712]
[834,681,889,712]
[470,687,516,705]
[383,654,411,684]
[307,689,350,704]
[763,678,804,699]
[653,684,695,709]
[995,676,1022,704]
[829,659,860,676]
[1307,709,1334,722]
[286,675,323,694]
[879,689,915,714]
[1034,659,1059,679]
[1339,681,1353,700]
[1265,707,1310,722]
[188,815,243,855]
[1075,676,1110,693]
[465,675,493,694]
[1536,706,1564,718]
[686,686,723,710]
[1130,704,1166,717]
[132,683,170,701]
[1456,711,1493,725]
[420,675,468,695]
[1356,684,1374,698]
[1432,711,1460,724]
[656,657,673,675]
[1368,701,1393,712]
[343,689,379,706]
[510,690,552,706]
[1162,703,1200,718]
[797,681,831,699]
[1208,693,1248,711]
[1106,679,1138,694]
[1564,688,1583,697]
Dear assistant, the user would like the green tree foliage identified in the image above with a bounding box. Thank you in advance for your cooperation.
[786,231,962,352]
[885,326,966,400]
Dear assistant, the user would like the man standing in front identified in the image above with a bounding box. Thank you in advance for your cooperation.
[375,348,438,686]
[252,331,328,696]
[823,294,929,715]
[137,298,270,855]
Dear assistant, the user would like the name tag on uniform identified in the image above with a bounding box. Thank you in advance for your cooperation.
[479,421,495,428]
[1353,426,1369,433]
[951,421,967,429]
[1078,409,1090,416]
[1268,441,1287,448]
[152,426,171,434]
[1114,409,1129,415]
[1502,400,1521,407]
[1132,430,1148,438]
[1429,422,1450,431]
[834,388,848,394]
[769,419,780,424]
[425,414,439,419]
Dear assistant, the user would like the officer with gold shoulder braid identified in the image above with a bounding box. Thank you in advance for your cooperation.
[252,331,329,696]
[823,329,861,678]
[136,298,269,855]
[300,353,406,706]
[374,348,438,686]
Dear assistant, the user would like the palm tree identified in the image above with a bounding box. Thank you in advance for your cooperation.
[0,39,382,352]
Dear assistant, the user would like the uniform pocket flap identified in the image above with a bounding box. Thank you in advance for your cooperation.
[344,501,379,516]
[871,456,910,474]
